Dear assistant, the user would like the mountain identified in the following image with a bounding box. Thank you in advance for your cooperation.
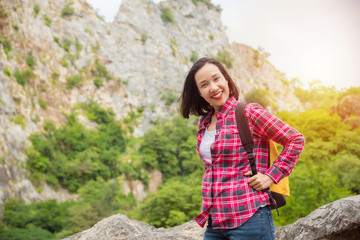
[0,0,301,212]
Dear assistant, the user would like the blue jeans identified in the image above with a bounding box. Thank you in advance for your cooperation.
[204,206,275,240]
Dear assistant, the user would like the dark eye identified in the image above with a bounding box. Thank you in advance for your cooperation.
[214,77,219,81]
[201,83,208,88]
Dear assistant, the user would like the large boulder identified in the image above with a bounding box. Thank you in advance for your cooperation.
[275,195,360,240]
[64,195,360,240]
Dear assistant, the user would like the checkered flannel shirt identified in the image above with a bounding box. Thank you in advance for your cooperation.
[194,97,305,229]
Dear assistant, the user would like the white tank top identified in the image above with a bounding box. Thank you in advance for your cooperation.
[199,128,216,163]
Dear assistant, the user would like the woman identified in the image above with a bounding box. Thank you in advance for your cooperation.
[180,57,305,239]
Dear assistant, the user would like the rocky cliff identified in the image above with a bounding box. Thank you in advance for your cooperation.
[0,0,301,211]
[63,195,360,240]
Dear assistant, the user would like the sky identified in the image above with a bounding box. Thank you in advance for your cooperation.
[86,0,360,89]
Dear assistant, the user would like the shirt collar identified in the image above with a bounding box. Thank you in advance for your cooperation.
[199,97,237,130]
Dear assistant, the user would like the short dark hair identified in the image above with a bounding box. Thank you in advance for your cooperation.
[179,57,239,118]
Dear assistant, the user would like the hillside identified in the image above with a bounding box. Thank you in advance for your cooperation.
[0,0,301,212]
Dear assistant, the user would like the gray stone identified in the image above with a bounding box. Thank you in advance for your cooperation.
[64,195,360,240]
[275,195,360,240]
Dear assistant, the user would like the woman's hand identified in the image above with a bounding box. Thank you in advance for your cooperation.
[244,171,274,191]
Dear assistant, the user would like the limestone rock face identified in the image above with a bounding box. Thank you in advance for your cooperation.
[63,195,360,240]
[0,0,301,210]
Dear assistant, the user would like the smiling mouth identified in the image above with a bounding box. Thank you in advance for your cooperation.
[212,91,223,100]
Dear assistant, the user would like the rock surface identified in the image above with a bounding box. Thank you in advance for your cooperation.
[275,195,360,240]
[64,195,360,240]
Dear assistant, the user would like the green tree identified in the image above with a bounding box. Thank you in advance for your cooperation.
[133,174,202,228]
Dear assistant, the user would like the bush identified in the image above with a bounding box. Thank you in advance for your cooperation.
[133,174,202,228]
[244,88,271,109]
[190,51,198,63]
[91,58,110,79]
[1,39,11,54]
[14,69,34,86]
[141,32,148,44]
[93,78,103,87]
[160,8,174,23]
[44,15,52,27]
[38,98,47,110]
[0,227,54,240]
[4,67,11,77]
[26,55,36,68]
[61,4,74,17]
[34,4,40,17]
[62,38,71,52]
[213,50,233,69]
[161,91,177,106]
[66,75,83,89]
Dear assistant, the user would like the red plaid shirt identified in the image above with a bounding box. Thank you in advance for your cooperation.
[194,97,305,229]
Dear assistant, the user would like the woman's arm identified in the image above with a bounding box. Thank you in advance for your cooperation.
[246,103,305,184]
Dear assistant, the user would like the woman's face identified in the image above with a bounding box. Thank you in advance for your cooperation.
[194,63,229,112]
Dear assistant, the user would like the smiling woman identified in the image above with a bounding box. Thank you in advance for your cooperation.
[179,57,305,240]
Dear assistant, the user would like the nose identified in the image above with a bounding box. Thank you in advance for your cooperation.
[209,82,218,92]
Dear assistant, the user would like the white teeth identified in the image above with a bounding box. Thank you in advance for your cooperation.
[212,92,222,98]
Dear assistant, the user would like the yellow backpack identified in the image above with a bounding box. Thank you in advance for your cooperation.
[269,140,290,197]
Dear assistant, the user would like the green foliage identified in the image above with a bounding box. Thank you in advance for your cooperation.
[141,32,148,44]
[160,7,174,23]
[271,107,359,225]
[208,34,214,40]
[34,4,40,17]
[273,163,352,226]
[161,90,177,106]
[26,102,126,192]
[61,55,68,67]
[75,38,82,55]
[53,36,60,45]
[2,199,64,233]
[0,178,136,239]
[192,0,221,12]
[9,114,26,128]
[0,227,54,240]
[132,172,202,228]
[14,69,34,86]
[190,50,198,63]
[62,38,71,52]
[93,77,103,87]
[213,50,233,68]
[1,39,12,54]
[293,80,345,111]
[66,74,83,89]
[26,54,36,68]
[61,4,74,18]
[4,86,357,236]
[12,23,19,31]
[44,15,52,27]
[4,67,11,77]
[338,86,360,99]
[38,98,47,110]
[139,116,202,180]
[91,58,110,79]
[244,88,271,109]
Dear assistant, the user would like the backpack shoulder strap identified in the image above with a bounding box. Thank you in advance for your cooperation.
[235,102,258,175]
